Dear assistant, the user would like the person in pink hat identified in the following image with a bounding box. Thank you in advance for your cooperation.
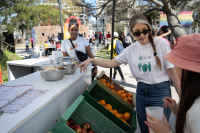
[145,33,200,133]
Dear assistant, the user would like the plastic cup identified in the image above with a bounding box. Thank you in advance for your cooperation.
[145,107,163,133]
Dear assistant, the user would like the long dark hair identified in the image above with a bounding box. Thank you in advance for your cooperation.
[176,70,200,133]
[160,25,173,47]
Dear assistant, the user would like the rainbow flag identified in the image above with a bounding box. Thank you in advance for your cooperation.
[159,11,193,28]
[0,65,2,84]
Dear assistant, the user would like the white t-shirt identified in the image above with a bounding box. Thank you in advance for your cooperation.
[184,97,200,133]
[61,36,89,59]
[115,37,174,84]
[25,40,29,46]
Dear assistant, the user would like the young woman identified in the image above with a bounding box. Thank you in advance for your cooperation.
[76,14,180,133]
[61,18,97,81]
[145,33,200,133]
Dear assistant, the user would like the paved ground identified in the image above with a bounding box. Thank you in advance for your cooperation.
[16,44,179,133]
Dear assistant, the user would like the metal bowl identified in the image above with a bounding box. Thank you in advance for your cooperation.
[38,64,68,81]
[59,56,76,65]
[63,61,79,75]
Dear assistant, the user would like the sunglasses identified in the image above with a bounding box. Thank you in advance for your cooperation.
[132,29,150,36]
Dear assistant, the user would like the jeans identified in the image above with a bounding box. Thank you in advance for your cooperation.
[136,81,171,133]
[113,66,125,80]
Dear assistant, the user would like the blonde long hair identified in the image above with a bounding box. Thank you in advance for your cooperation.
[129,14,162,70]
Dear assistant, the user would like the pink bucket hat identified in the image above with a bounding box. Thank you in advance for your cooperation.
[164,34,200,73]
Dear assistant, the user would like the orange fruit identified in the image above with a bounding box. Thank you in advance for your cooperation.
[110,85,114,89]
[106,104,112,110]
[112,89,116,93]
[102,79,106,83]
[121,90,125,94]
[124,93,127,97]
[123,97,128,102]
[121,119,128,124]
[99,100,106,106]
[100,79,104,83]
[110,110,114,113]
[123,112,131,121]
[112,109,118,115]
[118,113,123,119]
[121,94,126,99]
[127,92,132,97]
[106,83,110,88]
[127,97,132,102]
[117,91,121,96]
[116,113,121,119]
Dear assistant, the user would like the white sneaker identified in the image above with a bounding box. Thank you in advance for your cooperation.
[112,78,116,81]
[119,79,125,84]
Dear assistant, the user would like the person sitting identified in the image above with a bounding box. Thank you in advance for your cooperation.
[44,41,49,56]
[145,33,200,133]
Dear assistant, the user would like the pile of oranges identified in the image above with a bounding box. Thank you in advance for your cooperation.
[115,90,133,105]
[100,78,133,105]
[100,78,114,90]
[98,99,131,125]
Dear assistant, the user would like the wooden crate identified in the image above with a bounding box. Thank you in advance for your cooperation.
[51,95,126,133]
[96,71,136,108]
[83,80,137,133]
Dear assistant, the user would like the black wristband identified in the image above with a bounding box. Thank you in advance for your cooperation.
[154,52,157,56]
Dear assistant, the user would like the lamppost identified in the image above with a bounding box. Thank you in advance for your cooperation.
[103,18,105,45]
[57,0,64,39]
[96,16,99,47]
[110,0,115,78]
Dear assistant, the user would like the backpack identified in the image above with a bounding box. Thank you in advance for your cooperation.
[115,40,124,55]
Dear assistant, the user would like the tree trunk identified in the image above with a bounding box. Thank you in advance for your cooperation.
[167,13,186,39]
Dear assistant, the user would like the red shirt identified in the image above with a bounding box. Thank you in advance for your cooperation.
[106,34,111,38]
[31,38,33,42]
[99,33,102,39]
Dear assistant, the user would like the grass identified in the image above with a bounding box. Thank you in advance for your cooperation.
[0,51,23,83]
[94,46,111,60]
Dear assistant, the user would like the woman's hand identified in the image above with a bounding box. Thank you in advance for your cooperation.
[145,114,172,133]
[162,97,179,116]
[75,59,92,73]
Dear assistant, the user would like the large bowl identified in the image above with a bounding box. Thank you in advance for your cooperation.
[38,64,68,81]
[63,61,79,75]
[59,56,76,65]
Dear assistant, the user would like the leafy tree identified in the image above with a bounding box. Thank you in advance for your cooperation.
[33,5,66,26]
[43,0,83,18]
[187,2,200,32]
[73,0,200,39]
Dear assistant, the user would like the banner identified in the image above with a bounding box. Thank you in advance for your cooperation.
[0,65,3,84]
[32,28,35,48]
[159,11,193,28]
[64,16,81,40]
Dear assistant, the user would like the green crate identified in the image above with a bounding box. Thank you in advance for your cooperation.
[51,95,126,133]
[83,81,137,133]
[96,71,136,109]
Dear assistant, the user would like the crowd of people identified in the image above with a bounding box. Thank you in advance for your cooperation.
[43,34,63,56]
[75,14,200,133]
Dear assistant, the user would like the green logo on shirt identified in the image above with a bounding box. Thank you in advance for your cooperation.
[138,62,151,72]
[139,57,142,60]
